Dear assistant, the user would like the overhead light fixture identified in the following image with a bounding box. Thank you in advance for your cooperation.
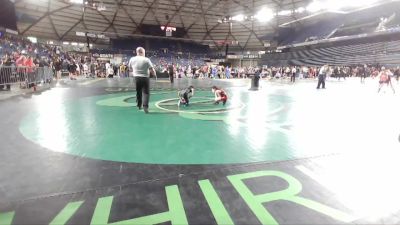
[68,0,83,4]
[76,31,86,37]
[306,1,324,12]
[97,34,107,38]
[97,2,106,11]
[232,14,245,22]
[27,36,37,43]
[87,33,96,38]
[255,7,274,22]
[295,7,305,13]
[278,10,292,16]
[97,5,106,11]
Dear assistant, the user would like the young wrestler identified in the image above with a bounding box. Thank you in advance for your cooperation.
[378,67,395,94]
[211,86,228,105]
[178,86,195,107]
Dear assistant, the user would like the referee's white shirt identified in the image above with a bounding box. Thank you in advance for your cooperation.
[128,56,154,77]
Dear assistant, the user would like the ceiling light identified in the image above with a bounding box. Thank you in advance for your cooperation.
[295,7,305,13]
[69,0,83,4]
[255,7,274,22]
[97,2,106,11]
[232,14,245,22]
[27,36,37,43]
[76,31,86,37]
[278,10,292,16]
[325,0,347,10]
[306,1,324,12]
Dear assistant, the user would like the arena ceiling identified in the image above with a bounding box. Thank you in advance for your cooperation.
[14,0,312,50]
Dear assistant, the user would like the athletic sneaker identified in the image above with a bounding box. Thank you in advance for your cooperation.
[144,108,149,114]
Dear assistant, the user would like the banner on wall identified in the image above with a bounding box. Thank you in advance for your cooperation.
[243,54,261,59]
[227,55,261,59]
[100,54,114,59]
[93,53,114,59]
[227,55,243,59]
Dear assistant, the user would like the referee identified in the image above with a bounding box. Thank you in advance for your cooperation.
[317,65,328,89]
[128,47,156,114]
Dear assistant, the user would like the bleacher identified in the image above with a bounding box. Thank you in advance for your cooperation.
[262,39,400,66]
[0,34,54,60]
[108,37,209,68]
[278,20,342,46]
[111,37,209,54]
[275,2,400,49]
[148,51,205,70]
[331,18,379,38]
[385,13,400,30]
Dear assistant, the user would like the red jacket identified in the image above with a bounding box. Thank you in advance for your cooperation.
[24,58,35,73]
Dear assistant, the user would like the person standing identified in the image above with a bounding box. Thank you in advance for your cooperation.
[120,63,128,78]
[225,66,231,79]
[25,56,36,88]
[290,66,296,83]
[334,67,340,80]
[82,62,89,78]
[338,67,346,81]
[128,47,156,114]
[360,65,367,83]
[317,65,328,89]
[0,55,12,91]
[168,64,174,83]
[68,60,77,80]
[210,66,215,79]
[394,66,400,83]
[53,58,62,80]
[113,64,118,77]
[377,67,395,94]
[90,61,96,78]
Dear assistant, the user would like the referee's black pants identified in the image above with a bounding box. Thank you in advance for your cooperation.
[135,76,150,109]
[317,74,326,89]
[290,73,296,82]
[169,72,174,83]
